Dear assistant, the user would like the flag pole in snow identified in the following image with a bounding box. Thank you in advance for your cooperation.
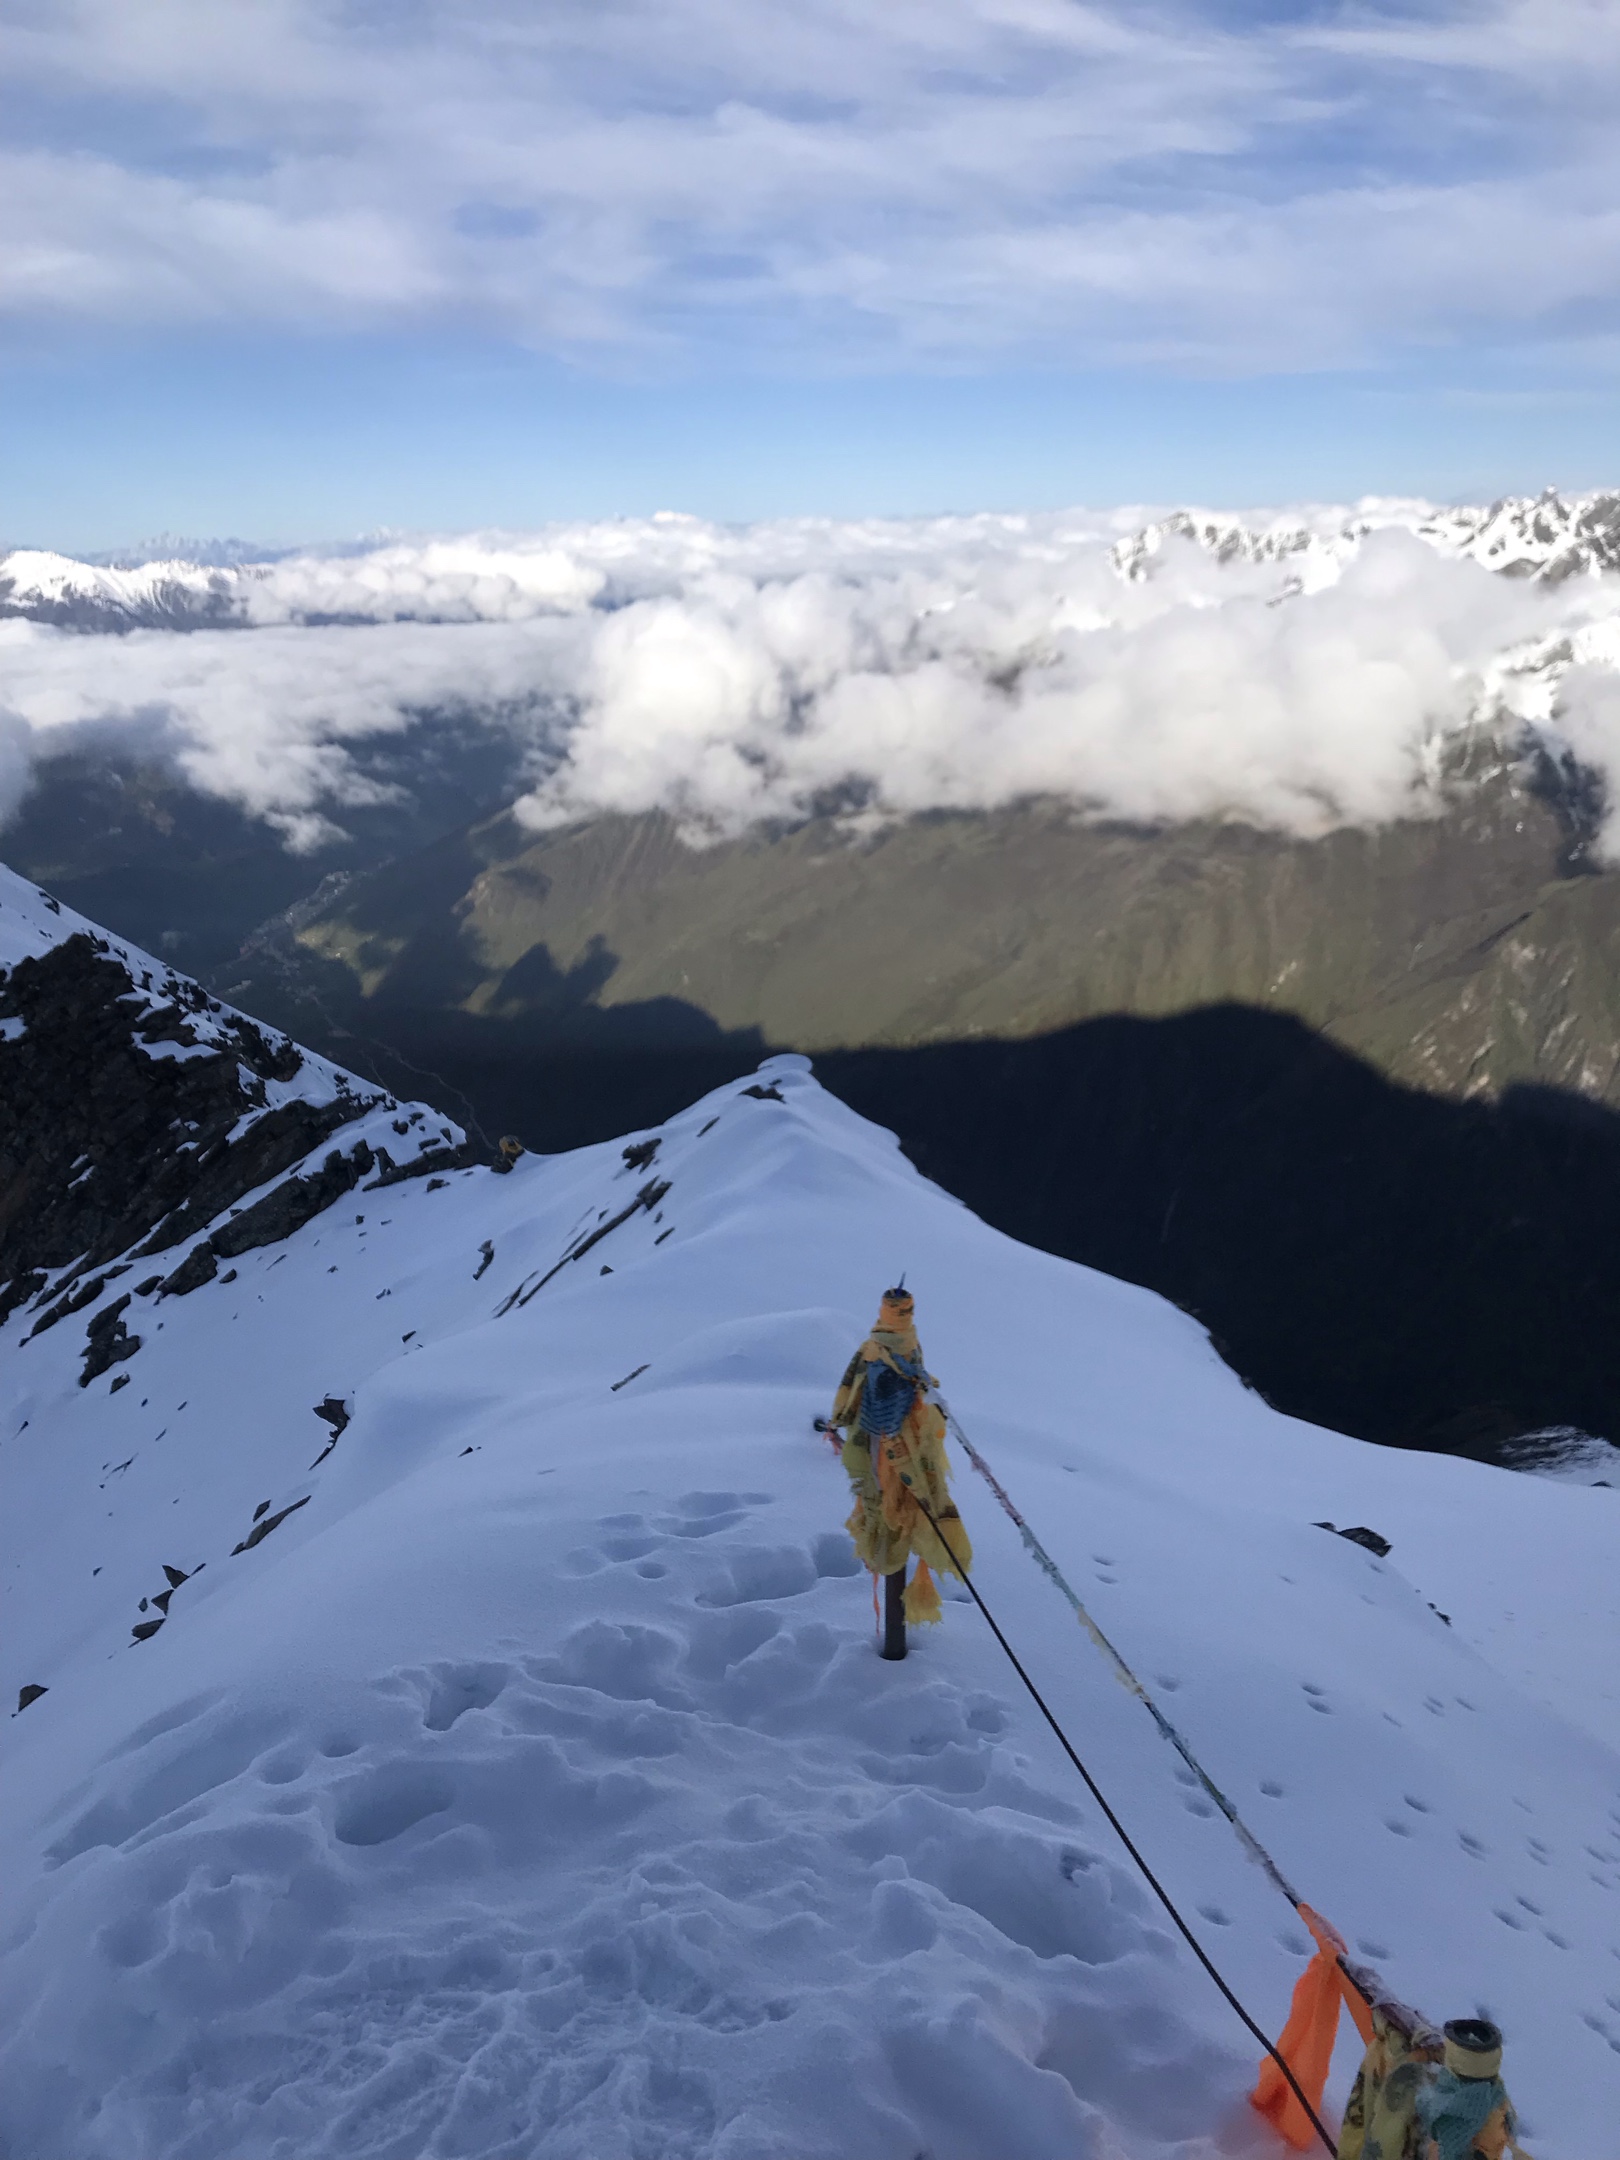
[880,1566,907,1660]
[826,1282,973,1657]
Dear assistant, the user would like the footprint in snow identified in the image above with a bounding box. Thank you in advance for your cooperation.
[1259,1780,1286,1799]
[602,1531,661,1560]
[657,1490,764,1539]
[420,1661,510,1732]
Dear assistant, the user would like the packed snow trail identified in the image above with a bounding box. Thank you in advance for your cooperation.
[5,1034,1620,2152]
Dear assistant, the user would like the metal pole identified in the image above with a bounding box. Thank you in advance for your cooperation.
[880,1565,907,1660]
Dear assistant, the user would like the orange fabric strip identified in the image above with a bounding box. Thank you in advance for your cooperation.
[1251,1941,1343,2149]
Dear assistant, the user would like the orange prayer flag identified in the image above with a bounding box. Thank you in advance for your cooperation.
[1251,1933,1343,2150]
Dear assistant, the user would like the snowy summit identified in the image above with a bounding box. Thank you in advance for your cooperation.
[2,865,1619,2158]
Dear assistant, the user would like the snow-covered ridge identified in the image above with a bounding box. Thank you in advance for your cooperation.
[3,960,1619,2154]
[0,856,354,1096]
[0,858,469,1343]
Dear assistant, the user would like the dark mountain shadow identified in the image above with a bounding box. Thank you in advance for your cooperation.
[199,968,1620,1459]
[818,1007,1620,1456]
[490,935,619,1015]
[234,958,768,1154]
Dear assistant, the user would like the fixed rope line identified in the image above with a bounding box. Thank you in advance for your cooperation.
[912,1490,1340,2159]
[943,1402,1330,1920]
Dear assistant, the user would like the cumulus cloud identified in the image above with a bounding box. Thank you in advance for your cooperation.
[509,526,1565,837]
[2,1,1619,368]
[0,610,583,849]
[4,506,1617,853]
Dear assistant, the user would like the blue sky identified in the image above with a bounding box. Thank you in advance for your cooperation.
[3,0,1617,551]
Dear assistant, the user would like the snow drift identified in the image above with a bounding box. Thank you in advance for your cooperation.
[3,867,1620,2158]
[5,492,1620,852]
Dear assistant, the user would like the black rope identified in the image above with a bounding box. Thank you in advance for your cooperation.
[914,1497,1339,2157]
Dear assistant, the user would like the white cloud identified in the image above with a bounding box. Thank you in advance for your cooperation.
[5,505,1617,855]
[2,1,1619,367]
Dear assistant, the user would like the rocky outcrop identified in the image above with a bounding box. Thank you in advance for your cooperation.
[154,1138,377,1296]
[0,933,374,1311]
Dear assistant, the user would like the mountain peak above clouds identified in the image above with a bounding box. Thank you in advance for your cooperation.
[1111,488,1620,589]
[5,491,1620,641]
[4,869,1620,2158]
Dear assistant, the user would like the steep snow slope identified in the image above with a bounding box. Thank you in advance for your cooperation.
[4,912,1620,2156]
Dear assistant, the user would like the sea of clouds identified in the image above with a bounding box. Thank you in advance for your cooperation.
[5,506,1620,854]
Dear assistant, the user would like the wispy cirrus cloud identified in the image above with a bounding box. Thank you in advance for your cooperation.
[2,0,1618,370]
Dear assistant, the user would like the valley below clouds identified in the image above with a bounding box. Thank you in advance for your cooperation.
[5,494,1620,857]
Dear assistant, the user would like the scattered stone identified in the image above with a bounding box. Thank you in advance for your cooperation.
[365,1137,484,1190]
[15,1684,47,1713]
[159,1243,218,1296]
[474,1240,495,1280]
[0,1269,46,1327]
[232,1493,311,1555]
[80,1295,141,1387]
[741,1082,784,1102]
[309,1396,350,1466]
[130,1618,165,1643]
[1314,1520,1393,1558]
[622,1138,661,1171]
[161,1563,189,1587]
[109,1373,130,1394]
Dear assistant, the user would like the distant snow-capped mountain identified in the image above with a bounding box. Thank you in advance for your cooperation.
[6,490,1618,635]
[0,550,257,632]
[1111,487,1620,587]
